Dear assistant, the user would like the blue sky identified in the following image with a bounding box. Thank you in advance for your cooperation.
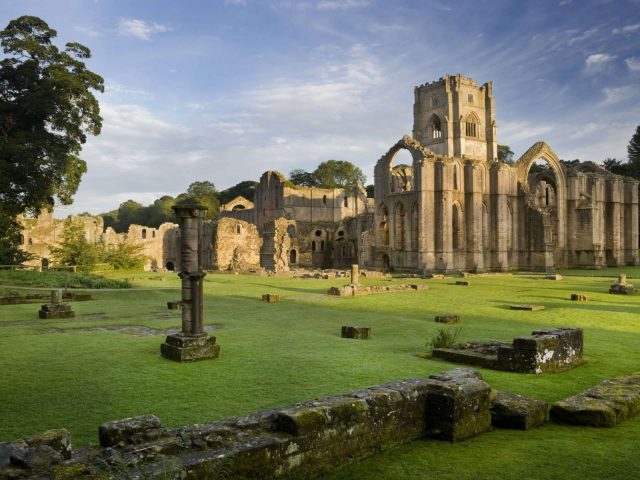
[2,0,639,215]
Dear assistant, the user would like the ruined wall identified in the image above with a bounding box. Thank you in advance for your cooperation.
[212,217,262,270]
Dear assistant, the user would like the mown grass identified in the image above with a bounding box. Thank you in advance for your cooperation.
[0,270,639,479]
[0,269,130,289]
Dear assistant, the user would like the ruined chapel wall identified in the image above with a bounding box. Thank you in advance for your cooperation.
[212,217,261,270]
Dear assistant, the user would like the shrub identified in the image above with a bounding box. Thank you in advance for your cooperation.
[428,327,462,351]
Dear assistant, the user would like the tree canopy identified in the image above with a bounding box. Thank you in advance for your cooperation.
[289,160,366,189]
[0,16,103,217]
[497,144,514,164]
[628,125,640,166]
[0,16,103,264]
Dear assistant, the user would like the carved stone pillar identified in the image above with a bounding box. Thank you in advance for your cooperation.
[161,199,220,362]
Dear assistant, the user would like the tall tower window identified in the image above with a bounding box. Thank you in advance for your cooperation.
[431,114,442,139]
[468,93,474,103]
[465,113,480,138]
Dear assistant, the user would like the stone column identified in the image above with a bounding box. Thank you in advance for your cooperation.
[161,199,220,362]
[350,264,359,286]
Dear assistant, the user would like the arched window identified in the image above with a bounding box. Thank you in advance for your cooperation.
[452,204,463,251]
[165,261,175,271]
[322,195,327,205]
[453,164,459,190]
[312,241,317,252]
[430,114,442,140]
[343,196,348,207]
[465,113,480,138]
[142,229,147,239]
[235,224,241,235]
[378,204,389,246]
[289,250,297,264]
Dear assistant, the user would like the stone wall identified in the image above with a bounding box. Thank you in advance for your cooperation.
[211,217,262,270]
[0,369,491,479]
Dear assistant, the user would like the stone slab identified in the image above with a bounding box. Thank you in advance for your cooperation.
[510,304,544,311]
[550,374,640,427]
[570,293,588,301]
[490,391,548,430]
[435,314,460,324]
[341,325,371,339]
[262,294,281,302]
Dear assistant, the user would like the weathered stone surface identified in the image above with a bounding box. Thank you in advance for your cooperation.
[328,283,427,297]
[571,293,588,301]
[23,429,71,460]
[167,300,182,309]
[10,445,64,469]
[424,368,492,442]
[490,391,548,429]
[550,374,640,427]
[160,334,220,362]
[262,293,281,303]
[435,314,460,324]
[99,415,164,448]
[510,304,544,311]
[38,302,75,319]
[341,325,371,339]
[433,328,583,374]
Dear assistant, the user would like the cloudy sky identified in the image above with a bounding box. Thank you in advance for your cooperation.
[2,0,640,215]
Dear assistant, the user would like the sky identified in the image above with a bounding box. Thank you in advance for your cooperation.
[1,0,640,216]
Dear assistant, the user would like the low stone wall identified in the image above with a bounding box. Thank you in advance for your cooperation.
[432,328,583,374]
[328,283,427,297]
[0,368,491,479]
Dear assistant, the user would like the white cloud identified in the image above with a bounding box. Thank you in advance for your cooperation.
[225,0,247,5]
[600,86,635,106]
[317,0,370,10]
[612,23,640,34]
[500,121,555,144]
[74,25,102,37]
[584,53,616,74]
[625,57,640,71]
[117,18,170,41]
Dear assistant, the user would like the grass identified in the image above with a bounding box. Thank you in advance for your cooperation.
[0,270,639,479]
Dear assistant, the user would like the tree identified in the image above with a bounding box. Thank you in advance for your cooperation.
[0,16,103,217]
[313,160,366,188]
[101,241,146,270]
[49,218,100,272]
[218,180,258,204]
[603,157,635,177]
[628,125,640,165]
[0,16,103,264]
[183,180,220,220]
[288,169,319,187]
[497,144,514,164]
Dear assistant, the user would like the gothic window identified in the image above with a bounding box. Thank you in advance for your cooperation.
[468,93,474,104]
[322,195,327,205]
[142,229,147,239]
[452,204,463,251]
[343,196,348,207]
[465,113,480,138]
[312,241,317,252]
[430,114,442,140]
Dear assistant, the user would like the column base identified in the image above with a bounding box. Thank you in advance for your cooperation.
[160,333,220,362]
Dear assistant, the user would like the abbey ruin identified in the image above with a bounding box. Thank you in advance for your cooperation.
[20,74,640,273]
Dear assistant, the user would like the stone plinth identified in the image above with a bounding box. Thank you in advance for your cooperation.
[262,294,281,303]
[510,304,544,311]
[341,325,371,339]
[435,314,460,324]
[570,294,588,301]
[490,391,548,430]
[609,274,634,294]
[38,303,74,319]
[160,334,220,362]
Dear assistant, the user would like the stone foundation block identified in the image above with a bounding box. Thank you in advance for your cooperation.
[424,368,492,442]
[510,304,544,311]
[490,391,548,429]
[38,303,75,319]
[455,281,470,286]
[341,325,371,339]
[23,429,71,460]
[262,294,281,302]
[160,334,220,362]
[609,283,635,294]
[435,314,460,324]
[167,300,182,310]
[571,293,588,301]
[550,374,640,427]
[99,415,166,449]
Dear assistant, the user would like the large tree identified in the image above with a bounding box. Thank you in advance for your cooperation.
[628,125,640,166]
[289,161,365,189]
[183,181,219,220]
[0,16,103,263]
[497,144,514,164]
[218,180,258,204]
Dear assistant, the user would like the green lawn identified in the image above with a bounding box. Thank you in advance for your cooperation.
[1,270,639,479]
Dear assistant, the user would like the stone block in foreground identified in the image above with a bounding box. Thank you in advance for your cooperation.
[435,314,460,324]
[341,325,371,339]
[510,304,544,311]
[38,302,74,319]
[550,374,640,427]
[490,391,548,430]
[160,334,220,362]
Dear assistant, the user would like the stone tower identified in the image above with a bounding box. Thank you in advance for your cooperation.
[412,74,497,161]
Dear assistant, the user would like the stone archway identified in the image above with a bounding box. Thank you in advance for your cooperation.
[515,142,568,268]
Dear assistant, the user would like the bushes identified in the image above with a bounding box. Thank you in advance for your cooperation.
[0,270,130,288]
[428,327,462,351]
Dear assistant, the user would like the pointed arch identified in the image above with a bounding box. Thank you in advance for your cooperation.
[465,112,480,138]
[429,114,442,140]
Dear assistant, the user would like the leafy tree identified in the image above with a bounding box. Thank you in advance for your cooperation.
[183,181,219,220]
[114,200,145,232]
[313,160,366,189]
[628,124,640,165]
[49,218,100,272]
[218,180,258,204]
[101,241,146,270]
[289,169,319,187]
[559,159,581,168]
[0,216,32,265]
[365,184,375,198]
[0,16,103,217]
[146,195,175,227]
[497,144,514,164]
[603,157,635,177]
